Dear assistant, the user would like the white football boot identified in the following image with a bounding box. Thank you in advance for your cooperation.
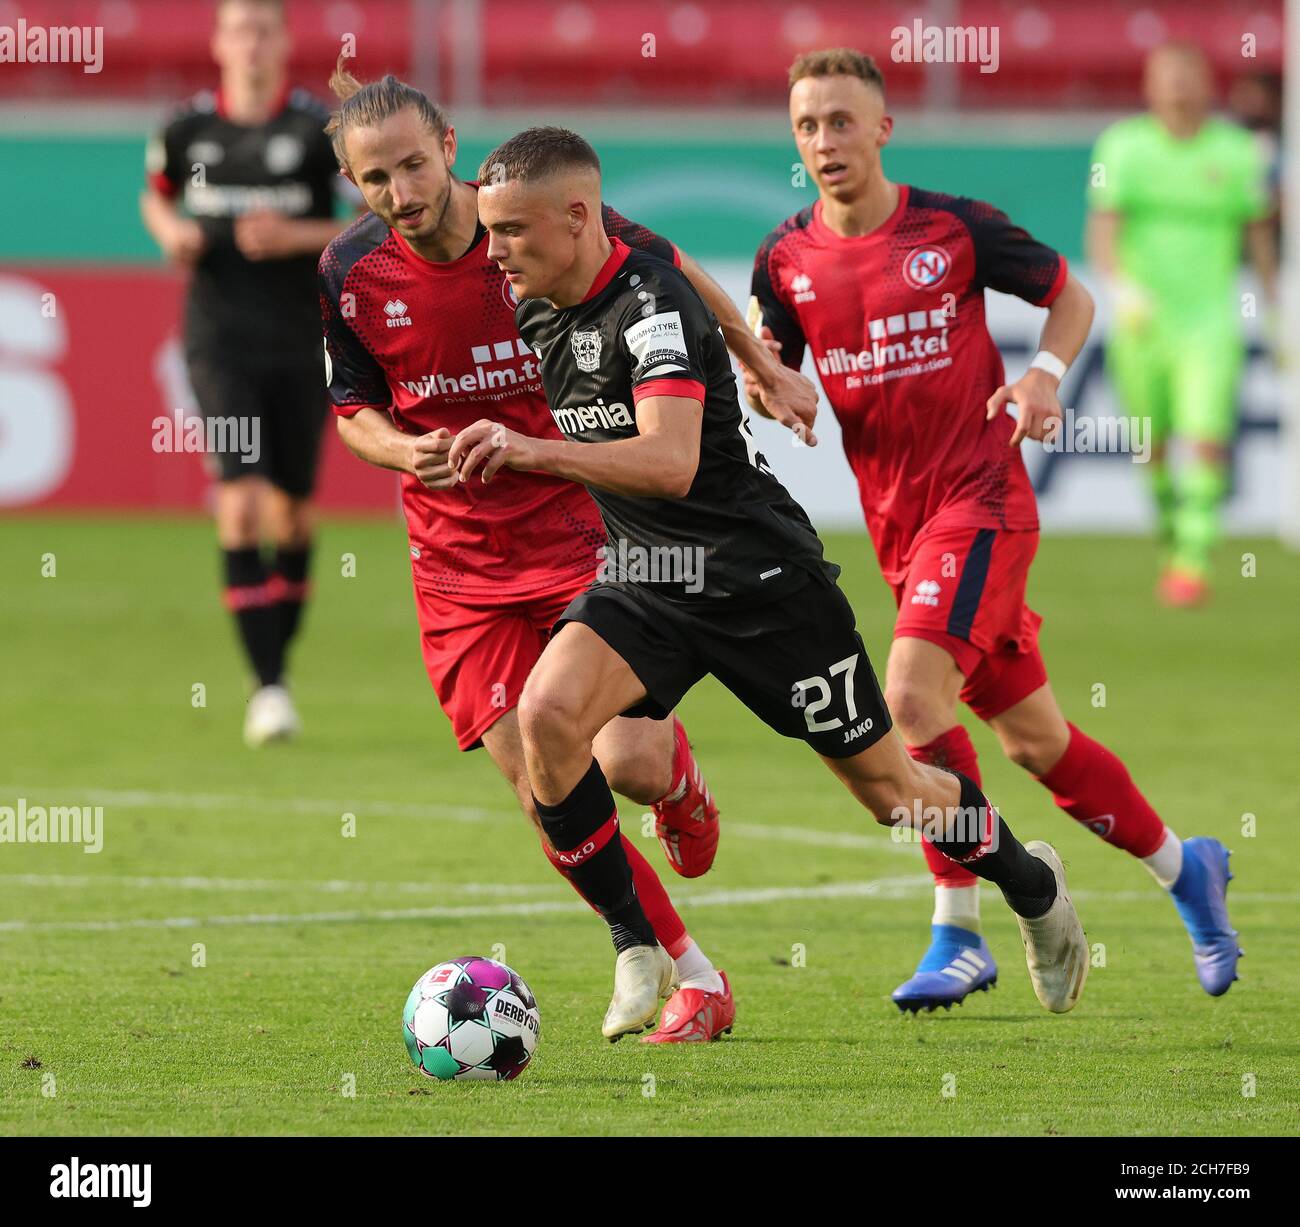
[243,684,301,747]
[1016,841,1089,1013]
[602,945,679,1041]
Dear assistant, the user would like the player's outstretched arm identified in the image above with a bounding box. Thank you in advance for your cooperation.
[449,397,703,499]
[676,250,818,443]
[986,272,1095,446]
[1244,217,1279,306]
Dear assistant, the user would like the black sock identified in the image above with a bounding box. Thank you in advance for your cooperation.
[222,547,284,688]
[271,543,313,649]
[533,759,656,952]
[929,771,1058,919]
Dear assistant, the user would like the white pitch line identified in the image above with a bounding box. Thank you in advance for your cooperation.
[0,784,905,853]
[0,786,497,824]
[2,876,1294,935]
[0,876,935,934]
[0,873,558,897]
[728,821,909,854]
[5,872,1293,908]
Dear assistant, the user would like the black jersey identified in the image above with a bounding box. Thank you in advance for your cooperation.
[514,239,837,605]
[147,86,343,356]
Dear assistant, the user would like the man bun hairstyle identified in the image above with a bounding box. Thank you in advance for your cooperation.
[325,54,450,170]
[478,126,601,187]
[787,47,886,94]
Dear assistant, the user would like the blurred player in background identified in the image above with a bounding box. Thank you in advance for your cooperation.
[745,49,1240,1009]
[1229,69,1283,225]
[1088,43,1277,607]
[317,65,815,1041]
[141,0,353,744]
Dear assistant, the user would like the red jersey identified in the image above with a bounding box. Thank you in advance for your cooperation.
[319,197,679,599]
[751,185,1067,584]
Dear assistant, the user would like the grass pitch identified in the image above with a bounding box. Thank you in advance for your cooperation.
[1,515,1296,1136]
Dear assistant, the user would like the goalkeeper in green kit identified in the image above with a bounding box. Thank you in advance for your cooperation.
[1087,42,1277,606]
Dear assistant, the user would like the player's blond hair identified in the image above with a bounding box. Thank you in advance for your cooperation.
[477,126,600,187]
[326,54,451,170]
[788,47,886,94]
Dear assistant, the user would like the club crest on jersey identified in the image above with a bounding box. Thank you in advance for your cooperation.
[571,328,603,373]
[185,140,224,167]
[501,277,519,308]
[902,245,951,290]
[264,133,304,175]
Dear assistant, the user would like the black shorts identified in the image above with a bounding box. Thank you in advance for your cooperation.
[185,348,329,498]
[556,570,892,759]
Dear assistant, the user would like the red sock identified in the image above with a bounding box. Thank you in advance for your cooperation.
[908,726,981,888]
[1036,723,1167,858]
[540,832,689,957]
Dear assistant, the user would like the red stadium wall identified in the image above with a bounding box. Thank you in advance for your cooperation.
[0,268,399,513]
[0,0,1280,110]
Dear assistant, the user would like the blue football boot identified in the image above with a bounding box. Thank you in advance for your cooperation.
[891,923,997,1013]
[1170,837,1241,996]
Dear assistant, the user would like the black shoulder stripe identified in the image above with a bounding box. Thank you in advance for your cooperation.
[318,212,391,300]
[754,204,815,271]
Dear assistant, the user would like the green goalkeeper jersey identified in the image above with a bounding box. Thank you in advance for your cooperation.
[1088,114,1269,327]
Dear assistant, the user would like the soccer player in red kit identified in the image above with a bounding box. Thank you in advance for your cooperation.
[746,49,1240,1006]
[318,64,814,1041]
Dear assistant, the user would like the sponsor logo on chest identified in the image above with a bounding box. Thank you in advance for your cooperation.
[551,398,635,436]
[399,338,540,399]
[815,307,953,387]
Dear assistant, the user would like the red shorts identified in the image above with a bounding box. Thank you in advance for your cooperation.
[890,521,1047,722]
[414,572,593,751]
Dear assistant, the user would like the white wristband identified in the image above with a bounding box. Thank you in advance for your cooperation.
[1029,350,1068,381]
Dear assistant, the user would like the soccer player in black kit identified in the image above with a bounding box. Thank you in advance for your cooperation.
[141,0,353,745]
[450,128,1090,1032]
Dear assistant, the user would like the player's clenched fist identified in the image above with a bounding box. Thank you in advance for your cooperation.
[449,419,537,485]
[408,428,457,490]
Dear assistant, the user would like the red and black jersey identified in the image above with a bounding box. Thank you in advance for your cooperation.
[751,185,1067,584]
[515,241,836,605]
[147,86,343,356]
[318,195,680,599]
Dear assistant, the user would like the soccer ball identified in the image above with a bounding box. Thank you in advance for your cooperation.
[403,956,540,1081]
